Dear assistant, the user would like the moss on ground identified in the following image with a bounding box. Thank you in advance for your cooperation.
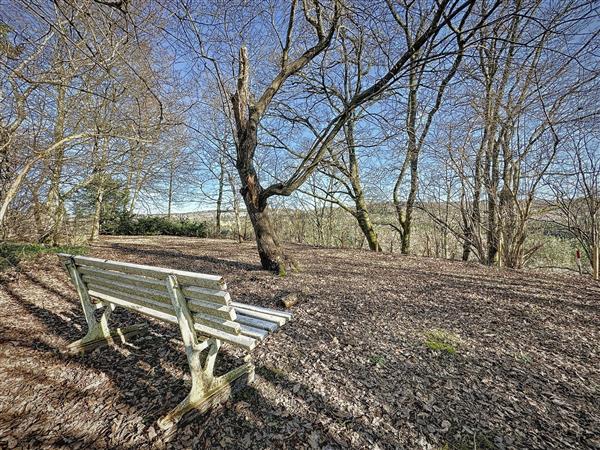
[424,329,462,354]
[0,242,88,271]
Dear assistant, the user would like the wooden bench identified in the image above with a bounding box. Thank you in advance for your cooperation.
[58,254,292,429]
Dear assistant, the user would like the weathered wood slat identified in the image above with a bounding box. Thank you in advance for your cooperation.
[59,254,226,290]
[88,285,175,315]
[182,286,230,306]
[78,266,165,290]
[239,324,269,340]
[233,305,287,326]
[81,270,230,307]
[87,283,236,324]
[186,298,236,320]
[235,313,279,332]
[83,276,171,304]
[192,314,241,335]
[193,324,256,351]
[89,289,178,323]
[231,301,292,321]
[88,290,256,351]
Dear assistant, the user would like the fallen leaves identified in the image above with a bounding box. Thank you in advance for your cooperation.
[0,236,598,449]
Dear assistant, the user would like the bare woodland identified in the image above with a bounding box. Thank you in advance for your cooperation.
[1,0,599,273]
[1,1,600,448]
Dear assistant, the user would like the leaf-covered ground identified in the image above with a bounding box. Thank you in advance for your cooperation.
[0,236,598,449]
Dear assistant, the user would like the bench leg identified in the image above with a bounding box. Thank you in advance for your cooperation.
[157,338,255,430]
[158,275,255,429]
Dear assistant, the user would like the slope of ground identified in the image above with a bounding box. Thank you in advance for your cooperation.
[0,236,598,449]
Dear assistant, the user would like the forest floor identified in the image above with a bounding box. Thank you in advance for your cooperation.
[0,236,598,449]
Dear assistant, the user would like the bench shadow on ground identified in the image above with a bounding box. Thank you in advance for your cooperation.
[1,270,393,449]
[2,276,222,444]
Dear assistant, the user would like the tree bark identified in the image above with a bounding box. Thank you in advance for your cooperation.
[356,207,381,252]
[47,80,68,246]
[400,151,419,254]
[231,47,288,272]
[90,184,104,242]
[227,171,242,243]
[237,151,286,272]
[241,185,285,272]
[215,156,225,236]
[345,119,381,252]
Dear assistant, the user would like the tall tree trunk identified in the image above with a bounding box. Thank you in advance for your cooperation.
[32,183,46,240]
[50,203,66,246]
[228,172,242,243]
[128,145,148,214]
[90,184,104,242]
[215,156,225,236]
[239,169,285,272]
[401,152,419,254]
[486,145,500,265]
[345,119,381,252]
[462,145,484,261]
[89,137,110,242]
[47,81,67,246]
[355,203,380,251]
[394,59,419,255]
[232,47,286,272]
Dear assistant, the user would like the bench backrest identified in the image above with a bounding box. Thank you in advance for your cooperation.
[58,254,279,350]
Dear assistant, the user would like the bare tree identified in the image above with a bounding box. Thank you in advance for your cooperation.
[424,0,600,268]
[549,128,600,273]
[170,0,498,271]
[388,0,467,254]
[1,0,181,242]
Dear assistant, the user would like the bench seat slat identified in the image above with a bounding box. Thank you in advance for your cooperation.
[186,298,236,320]
[233,306,287,326]
[235,313,279,332]
[193,324,256,351]
[239,324,269,340]
[89,289,178,323]
[59,254,226,290]
[231,301,292,321]
[80,268,229,307]
[192,314,241,335]
[88,290,256,351]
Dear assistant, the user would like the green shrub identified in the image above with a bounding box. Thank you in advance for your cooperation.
[102,215,208,238]
[0,243,88,271]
